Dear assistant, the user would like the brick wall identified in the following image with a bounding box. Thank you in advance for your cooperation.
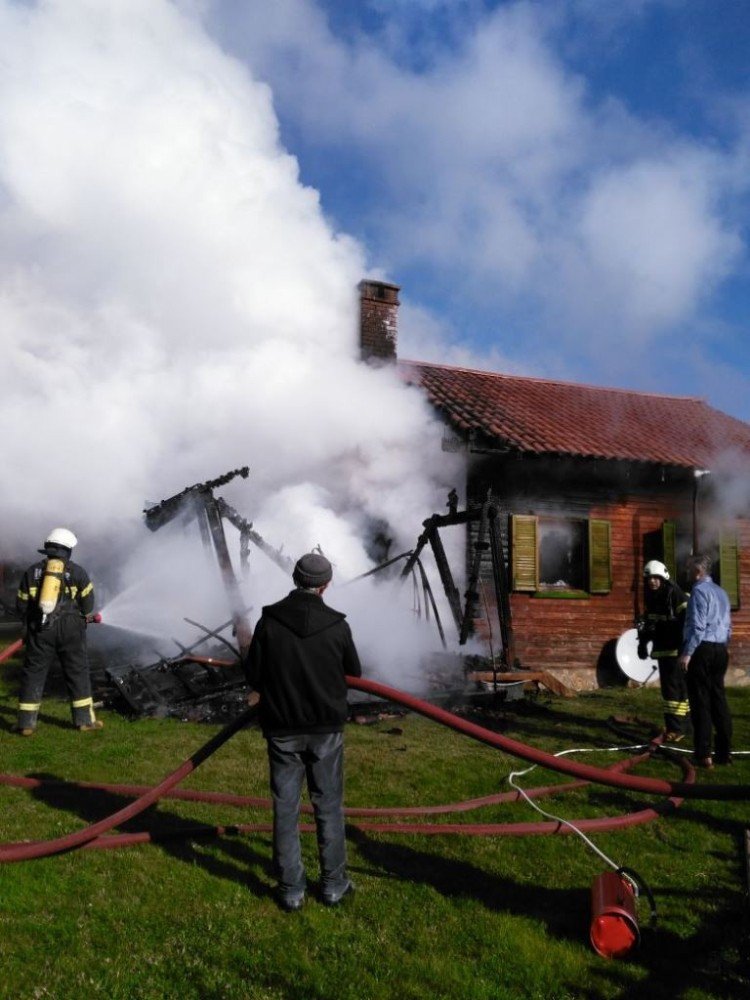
[359,279,400,362]
[466,455,750,686]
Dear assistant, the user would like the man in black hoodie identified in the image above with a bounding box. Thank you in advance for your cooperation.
[245,552,362,911]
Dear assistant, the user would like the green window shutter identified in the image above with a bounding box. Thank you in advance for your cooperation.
[719,525,740,610]
[512,515,538,591]
[589,519,612,594]
[662,521,677,581]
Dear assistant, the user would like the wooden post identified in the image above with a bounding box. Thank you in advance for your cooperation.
[459,498,491,645]
[489,507,516,669]
[202,494,253,655]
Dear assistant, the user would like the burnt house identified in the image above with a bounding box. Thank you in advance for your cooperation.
[359,279,750,688]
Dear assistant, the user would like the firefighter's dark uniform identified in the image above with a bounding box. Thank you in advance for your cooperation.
[639,579,690,737]
[16,548,98,731]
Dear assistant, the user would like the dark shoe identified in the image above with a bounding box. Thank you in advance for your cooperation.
[277,892,305,912]
[322,881,355,907]
[695,756,714,769]
[714,754,733,766]
[78,720,104,732]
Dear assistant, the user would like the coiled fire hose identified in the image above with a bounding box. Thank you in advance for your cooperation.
[0,676,746,864]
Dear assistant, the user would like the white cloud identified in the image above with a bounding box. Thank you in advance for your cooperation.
[565,154,741,338]
[209,0,746,363]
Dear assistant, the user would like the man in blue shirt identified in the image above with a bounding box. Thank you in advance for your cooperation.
[677,554,733,768]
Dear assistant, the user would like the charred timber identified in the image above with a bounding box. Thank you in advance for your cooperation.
[143,467,253,653]
[459,496,491,645]
[400,492,516,663]
[215,498,295,576]
[488,510,515,668]
[201,495,252,653]
[143,467,250,531]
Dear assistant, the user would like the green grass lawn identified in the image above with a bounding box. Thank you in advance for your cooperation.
[0,644,748,1000]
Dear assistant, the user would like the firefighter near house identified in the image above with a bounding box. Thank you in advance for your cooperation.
[15,527,102,735]
[637,560,690,741]
[1,479,749,962]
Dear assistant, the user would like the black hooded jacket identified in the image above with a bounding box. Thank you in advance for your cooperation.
[245,590,362,737]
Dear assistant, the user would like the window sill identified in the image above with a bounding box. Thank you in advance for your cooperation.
[532,590,591,599]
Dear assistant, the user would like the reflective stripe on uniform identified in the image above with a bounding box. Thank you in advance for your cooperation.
[18,702,41,711]
[652,649,679,658]
[676,602,688,613]
[72,697,93,709]
[664,700,690,716]
[17,589,29,601]
[80,582,93,598]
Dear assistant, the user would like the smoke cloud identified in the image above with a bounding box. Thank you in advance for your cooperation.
[0,0,465,676]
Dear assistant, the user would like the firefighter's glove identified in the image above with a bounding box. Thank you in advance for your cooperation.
[637,640,649,661]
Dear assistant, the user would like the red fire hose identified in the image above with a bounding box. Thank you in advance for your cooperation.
[0,674,744,864]
[0,638,23,664]
[0,746,690,857]
[0,771,592,814]
[348,677,750,801]
[0,706,255,863]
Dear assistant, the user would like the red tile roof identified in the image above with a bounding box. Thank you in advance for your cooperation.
[399,359,750,468]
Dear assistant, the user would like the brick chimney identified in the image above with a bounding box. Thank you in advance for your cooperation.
[359,279,400,363]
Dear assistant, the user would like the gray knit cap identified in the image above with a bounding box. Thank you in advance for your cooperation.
[293,552,333,588]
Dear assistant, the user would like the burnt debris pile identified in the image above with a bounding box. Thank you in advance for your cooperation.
[92,476,537,721]
[99,466,289,722]
[102,617,250,723]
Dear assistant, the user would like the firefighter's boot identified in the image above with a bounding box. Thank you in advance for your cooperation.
[72,697,102,731]
[16,701,41,735]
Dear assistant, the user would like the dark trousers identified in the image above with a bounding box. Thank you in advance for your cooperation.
[686,642,732,760]
[18,615,96,729]
[657,656,690,734]
[267,732,348,900]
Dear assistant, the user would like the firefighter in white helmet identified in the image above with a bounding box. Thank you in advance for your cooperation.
[637,559,690,741]
[14,529,102,736]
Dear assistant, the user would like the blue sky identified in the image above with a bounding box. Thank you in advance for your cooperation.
[205,0,750,421]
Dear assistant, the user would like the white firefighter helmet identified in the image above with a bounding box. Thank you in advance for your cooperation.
[643,559,669,580]
[45,527,78,550]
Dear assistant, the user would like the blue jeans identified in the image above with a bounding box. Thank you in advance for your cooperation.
[267,732,348,899]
